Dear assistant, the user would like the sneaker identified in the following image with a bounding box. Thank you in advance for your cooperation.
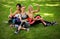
[51,21,57,25]
[26,28,29,32]
[14,31,18,34]
[44,23,51,27]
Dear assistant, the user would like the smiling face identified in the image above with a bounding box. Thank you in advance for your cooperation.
[16,4,21,10]
[16,5,20,10]
[21,6,26,12]
[28,5,33,12]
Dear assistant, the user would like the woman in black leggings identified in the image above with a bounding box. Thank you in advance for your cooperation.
[27,15,56,27]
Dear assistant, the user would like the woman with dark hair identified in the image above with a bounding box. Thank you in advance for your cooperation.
[8,3,22,28]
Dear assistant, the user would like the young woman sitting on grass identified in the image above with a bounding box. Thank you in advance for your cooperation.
[8,4,30,34]
[27,5,56,27]
[8,4,22,28]
[15,6,30,34]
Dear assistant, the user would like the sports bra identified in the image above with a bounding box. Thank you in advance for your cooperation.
[20,13,28,20]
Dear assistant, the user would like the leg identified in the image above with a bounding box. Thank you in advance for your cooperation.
[14,25,21,34]
[44,21,51,24]
[24,22,30,31]
[21,27,26,30]
[14,21,21,34]
[35,15,46,25]
[34,15,51,26]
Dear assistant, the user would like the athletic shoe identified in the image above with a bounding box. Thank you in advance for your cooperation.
[51,21,57,25]
[26,28,29,32]
[14,31,18,34]
[44,23,51,27]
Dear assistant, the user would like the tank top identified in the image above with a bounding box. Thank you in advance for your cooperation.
[20,13,28,20]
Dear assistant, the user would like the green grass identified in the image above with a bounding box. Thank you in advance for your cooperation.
[0,0,60,39]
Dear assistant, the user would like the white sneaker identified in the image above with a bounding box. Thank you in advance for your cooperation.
[14,31,18,34]
[26,28,29,32]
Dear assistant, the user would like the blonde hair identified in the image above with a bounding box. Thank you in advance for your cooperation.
[28,5,33,8]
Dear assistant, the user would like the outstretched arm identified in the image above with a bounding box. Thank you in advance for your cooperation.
[10,8,13,16]
[33,5,40,13]
[8,8,13,18]
[10,8,17,16]
[9,8,17,18]
[9,8,17,16]
[12,11,17,16]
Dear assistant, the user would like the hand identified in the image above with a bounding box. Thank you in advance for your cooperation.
[36,4,40,6]
[10,8,12,12]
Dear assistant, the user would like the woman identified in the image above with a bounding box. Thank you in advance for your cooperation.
[8,3,22,28]
[15,6,30,34]
[27,5,56,27]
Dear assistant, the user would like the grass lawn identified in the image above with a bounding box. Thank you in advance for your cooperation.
[0,0,60,39]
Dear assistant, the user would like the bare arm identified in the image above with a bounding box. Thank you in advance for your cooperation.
[12,11,17,16]
[10,8,13,16]
[10,8,18,16]
[32,5,40,13]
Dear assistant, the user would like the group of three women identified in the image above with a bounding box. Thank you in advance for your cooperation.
[8,4,56,34]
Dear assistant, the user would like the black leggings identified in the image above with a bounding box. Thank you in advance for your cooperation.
[21,22,30,28]
[30,20,51,26]
[30,15,51,26]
